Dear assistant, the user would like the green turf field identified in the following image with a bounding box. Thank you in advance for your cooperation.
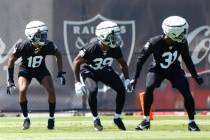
[0,115,209,140]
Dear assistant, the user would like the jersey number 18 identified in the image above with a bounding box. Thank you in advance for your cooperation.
[27,56,43,68]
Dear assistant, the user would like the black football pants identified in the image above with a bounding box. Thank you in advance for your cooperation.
[81,67,126,117]
[144,71,195,120]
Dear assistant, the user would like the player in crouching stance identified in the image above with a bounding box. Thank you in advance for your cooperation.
[7,21,66,130]
[73,21,132,131]
[132,16,203,131]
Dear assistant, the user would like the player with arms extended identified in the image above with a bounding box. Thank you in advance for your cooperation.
[132,16,203,131]
[7,21,66,130]
[73,21,132,131]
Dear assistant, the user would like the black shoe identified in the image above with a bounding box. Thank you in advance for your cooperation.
[136,119,150,130]
[93,119,103,131]
[47,119,55,130]
[23,118,30,130]
[188,121,200,131]
[114,118,126,130]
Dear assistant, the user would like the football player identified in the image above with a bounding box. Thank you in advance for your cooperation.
[73,21,132,131]
[7,21,66,130]
[132,16,203,131]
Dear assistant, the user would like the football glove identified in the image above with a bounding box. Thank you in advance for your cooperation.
[124,79,133,93]
[56,72,66,85]
[75,82,87,96]
[130,79,136,90]
[6,80,16,95]
[194,76,203,85]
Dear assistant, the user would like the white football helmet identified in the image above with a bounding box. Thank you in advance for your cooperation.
[162,16,189,43]
[95,20,121,48]
[25,20,48,46]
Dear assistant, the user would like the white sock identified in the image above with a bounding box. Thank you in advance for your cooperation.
[188,120,194,124]
[93,115,100,120]
[143,116,150,122]
[49,116,55,120]
[114,113,121,119]
[24,116,29,120]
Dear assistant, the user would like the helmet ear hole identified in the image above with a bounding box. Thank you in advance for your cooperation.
[183,28,187,34]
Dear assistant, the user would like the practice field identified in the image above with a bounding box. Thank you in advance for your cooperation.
[0,114,209,140]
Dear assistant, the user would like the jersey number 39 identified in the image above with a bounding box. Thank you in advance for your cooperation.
[27,56,43,68]
[90,58,113,70]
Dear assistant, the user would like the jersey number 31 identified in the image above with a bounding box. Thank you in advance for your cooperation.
[160,51,178,69]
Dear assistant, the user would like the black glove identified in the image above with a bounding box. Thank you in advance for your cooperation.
[56,72,66,85]
[6,80,16,95]
[194,76,203,85]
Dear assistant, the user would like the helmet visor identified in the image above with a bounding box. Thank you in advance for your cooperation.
[104,32,121,48]
[33,31,48,46]
[176,29,187,41]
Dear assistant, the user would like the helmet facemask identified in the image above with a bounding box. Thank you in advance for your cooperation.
[172,28,188,42]
[32,30,48,46]
[102,31,121,48]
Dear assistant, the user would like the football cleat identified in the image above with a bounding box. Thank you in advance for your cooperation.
[93,119,103,131]
[23,118,30,130]
[188,121,200,131]
[136,119,150,130]
[47,118,55,130]
[114,118,126,130]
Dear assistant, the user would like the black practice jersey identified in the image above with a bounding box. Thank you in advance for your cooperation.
[79,40,123,70]
[134,35,198,79]
[13,40,58,70]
